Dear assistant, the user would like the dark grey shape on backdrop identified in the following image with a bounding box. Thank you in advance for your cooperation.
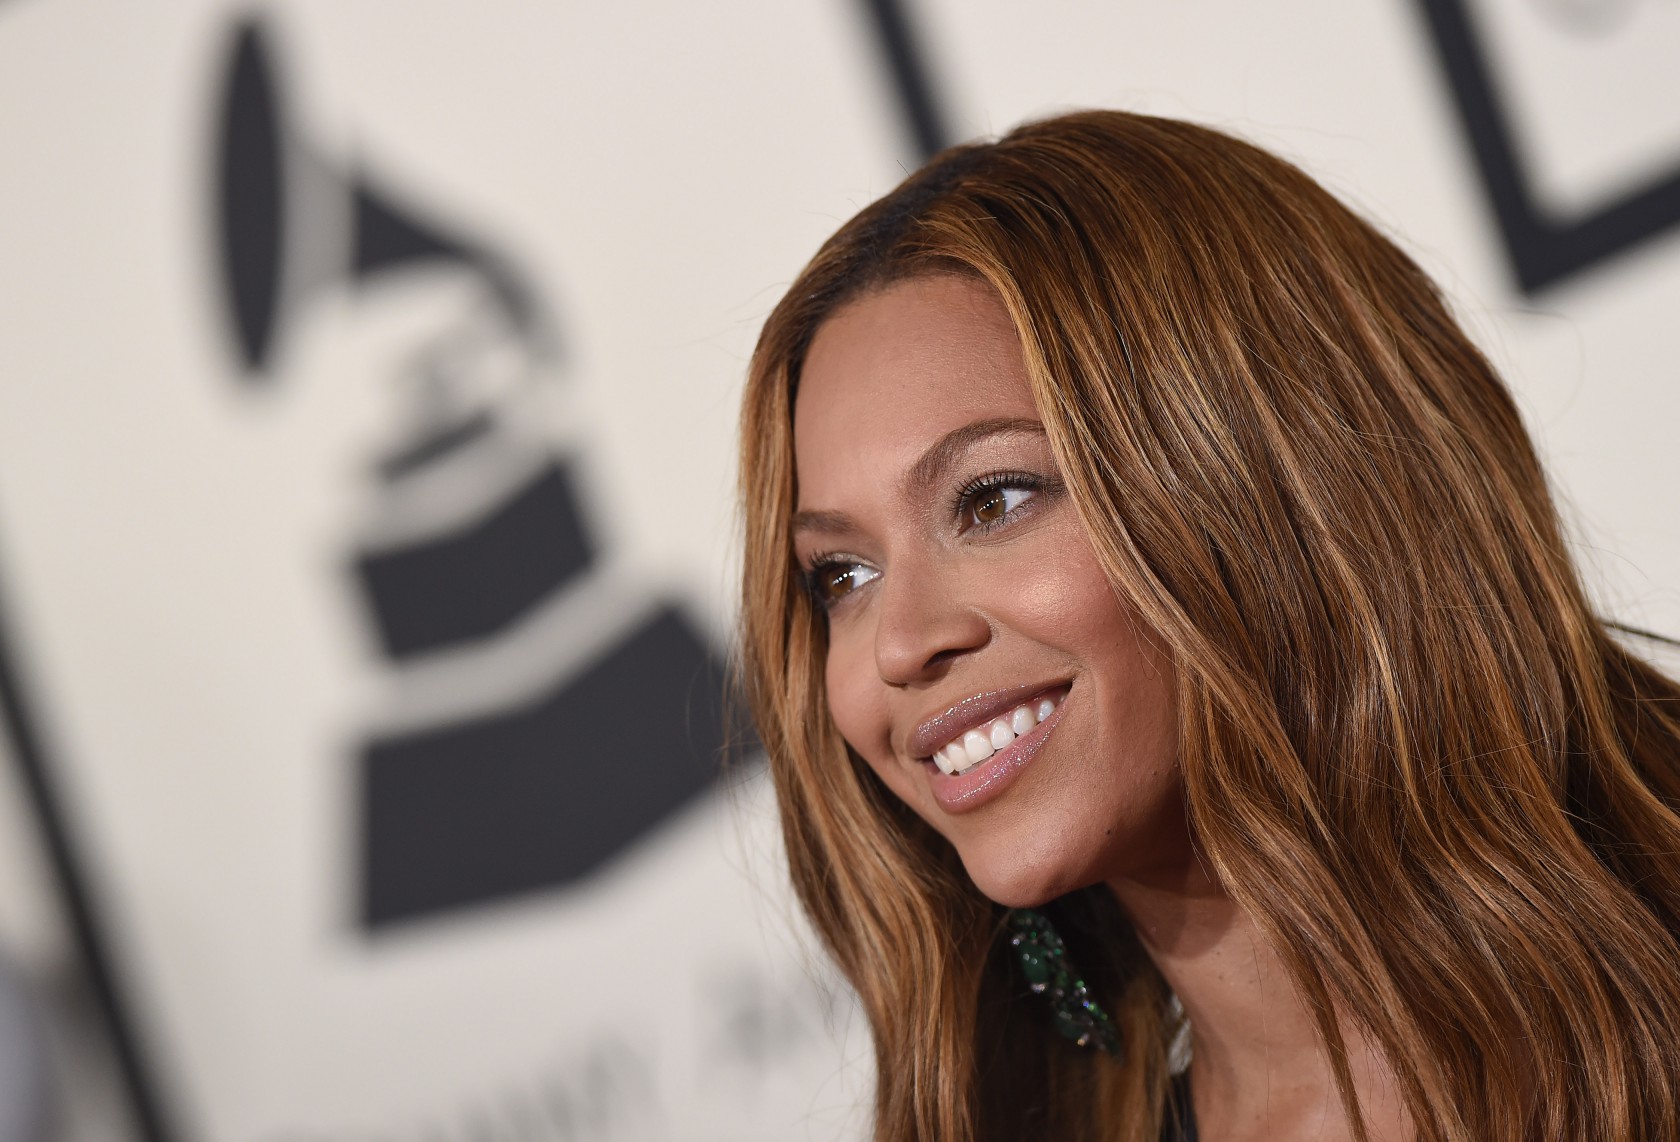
[378,408,494,479]
[858,0,953,161]
[351,178,540,345]
[1416,0,1680,293]
[361,605,729,927]
[208,15,743,928]
[217,21,541,375]
[354,459,594,660]
[216,23,285,371]
[0,554,175,1142]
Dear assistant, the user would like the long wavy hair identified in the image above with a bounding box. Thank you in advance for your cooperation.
[736,110,1680,1142]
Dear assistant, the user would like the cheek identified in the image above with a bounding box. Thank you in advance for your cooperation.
[995,519,1133,648]
[823,623,898,783]
[996,527,1180,802]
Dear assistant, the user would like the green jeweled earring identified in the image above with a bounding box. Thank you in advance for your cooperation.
[1007,908,1121,1057]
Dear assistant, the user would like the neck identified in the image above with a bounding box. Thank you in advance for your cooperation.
[1106,865,1410,1142]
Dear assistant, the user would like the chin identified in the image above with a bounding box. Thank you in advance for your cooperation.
[955,836,1099,909]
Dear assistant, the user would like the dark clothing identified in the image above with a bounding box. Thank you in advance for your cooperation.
[1162,1072,1197,1142]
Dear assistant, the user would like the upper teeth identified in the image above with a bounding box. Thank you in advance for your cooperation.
[931,694,1061,776]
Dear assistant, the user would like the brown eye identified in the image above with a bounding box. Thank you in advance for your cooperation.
[807,560,880,607]
[973,489,1008,524]
[820,567,853,600]
[960,481,1036,530]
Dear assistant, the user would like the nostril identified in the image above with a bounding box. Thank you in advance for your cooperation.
[925,648,964,670]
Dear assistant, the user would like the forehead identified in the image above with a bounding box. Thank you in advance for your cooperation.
[792,275,1037,501]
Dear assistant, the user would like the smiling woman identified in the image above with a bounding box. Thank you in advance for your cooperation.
[791,276,1181,903]
[737,111,1680,1142]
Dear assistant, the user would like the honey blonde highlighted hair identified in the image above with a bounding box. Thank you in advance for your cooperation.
[737,111,1680,1142]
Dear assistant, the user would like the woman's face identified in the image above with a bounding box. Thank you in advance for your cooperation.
[791,273,1188,906]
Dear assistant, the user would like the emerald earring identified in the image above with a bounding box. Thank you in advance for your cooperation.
[1007,908,1121,1056]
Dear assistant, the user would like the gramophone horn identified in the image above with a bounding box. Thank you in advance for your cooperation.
[214,19,538,376]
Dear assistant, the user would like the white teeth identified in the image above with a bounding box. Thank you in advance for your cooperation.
[931,691,1064,776]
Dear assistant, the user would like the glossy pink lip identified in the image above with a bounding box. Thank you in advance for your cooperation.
[906,680,1071,760]
[925,693,1069,813]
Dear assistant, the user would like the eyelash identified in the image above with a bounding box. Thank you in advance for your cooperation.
[802,554,877,609]
[802,470,1055,609]
[952,469,1051,534]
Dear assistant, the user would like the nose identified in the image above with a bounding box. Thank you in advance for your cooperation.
[872,558,990,687]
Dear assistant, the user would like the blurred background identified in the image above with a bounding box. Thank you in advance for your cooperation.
[0,1,1676,1139]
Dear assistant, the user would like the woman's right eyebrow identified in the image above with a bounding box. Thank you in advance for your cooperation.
[792,418,1046,540]
[903,417,1045,497]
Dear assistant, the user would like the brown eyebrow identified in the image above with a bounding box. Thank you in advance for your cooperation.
[790,507,858,539]
[791,417,1046,540]
[903,417,1046,496]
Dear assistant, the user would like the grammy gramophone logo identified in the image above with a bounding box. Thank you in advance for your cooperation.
[214,19,731,929]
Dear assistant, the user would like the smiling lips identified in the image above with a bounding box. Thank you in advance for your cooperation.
[906,683,1072,812]
[930,691,1064,775]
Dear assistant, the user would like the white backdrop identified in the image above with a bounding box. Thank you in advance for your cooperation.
[0,2,1676,1141]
